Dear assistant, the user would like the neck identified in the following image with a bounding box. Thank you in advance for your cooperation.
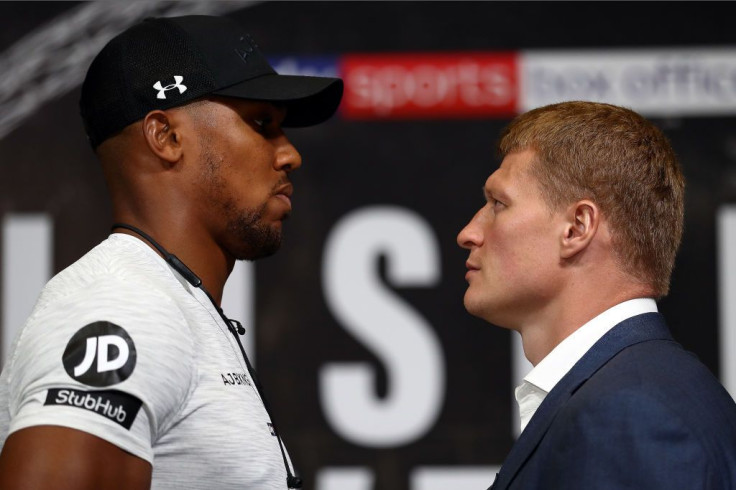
[101,134,235,305]
[518,278,653,366]
[112,220,233,304]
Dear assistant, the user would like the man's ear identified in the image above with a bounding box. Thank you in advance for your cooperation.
[560,200,600,259]
[142,110,183,165]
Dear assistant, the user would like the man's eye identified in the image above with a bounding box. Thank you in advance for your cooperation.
[252,117,271,131]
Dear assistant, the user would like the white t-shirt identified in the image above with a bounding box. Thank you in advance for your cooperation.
[0,233,294,489]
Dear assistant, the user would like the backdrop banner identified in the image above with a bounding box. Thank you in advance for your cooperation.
[2,3,735,489]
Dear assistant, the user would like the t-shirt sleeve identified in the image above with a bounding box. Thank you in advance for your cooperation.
[4,276,196,463]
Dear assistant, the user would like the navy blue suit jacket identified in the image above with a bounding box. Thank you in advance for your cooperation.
[490,313,736,489]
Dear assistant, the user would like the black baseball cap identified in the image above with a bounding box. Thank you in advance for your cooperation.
[80,15,344,148]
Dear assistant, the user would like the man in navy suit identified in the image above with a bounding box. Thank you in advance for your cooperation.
[457,101,736,489]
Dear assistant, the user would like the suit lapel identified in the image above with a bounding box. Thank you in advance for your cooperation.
[490,313,673,490]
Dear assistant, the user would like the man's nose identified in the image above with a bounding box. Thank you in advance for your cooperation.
[275,135,302,172]
[457,209,484,249]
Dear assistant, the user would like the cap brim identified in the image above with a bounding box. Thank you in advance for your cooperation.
[213,74,344,127]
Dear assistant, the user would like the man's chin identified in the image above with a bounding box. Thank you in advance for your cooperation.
[463,293,503,325]
[237,237,281,261]
[239,251,276,262]
[227,220,282,261]
[462,293,484,319]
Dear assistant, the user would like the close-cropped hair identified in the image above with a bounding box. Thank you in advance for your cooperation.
[498,101,685,297]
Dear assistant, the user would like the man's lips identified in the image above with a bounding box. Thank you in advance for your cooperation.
[274,183,293,209]
[465,261,479,281]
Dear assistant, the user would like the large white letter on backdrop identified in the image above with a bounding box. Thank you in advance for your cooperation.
[718,205,736,401]
[2,214,52,364]
[320,206,444,446]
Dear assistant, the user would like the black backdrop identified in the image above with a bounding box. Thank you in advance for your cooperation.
[2,2,736,489]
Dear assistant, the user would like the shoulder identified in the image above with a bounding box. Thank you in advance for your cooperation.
[1,236,206,461]
[27,236,158,307]
[582,338,732,409]
[19,272,189,354]
[21,234,193,341]
[569,338,736,426]
[551,338,736,482]
[7,236,197,395]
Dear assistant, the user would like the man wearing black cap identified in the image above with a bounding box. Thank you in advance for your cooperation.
[0,15,342,489]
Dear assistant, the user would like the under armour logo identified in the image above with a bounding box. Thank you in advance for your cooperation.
[153,76,187,99]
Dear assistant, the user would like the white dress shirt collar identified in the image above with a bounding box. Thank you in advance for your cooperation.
[515,298,658,433]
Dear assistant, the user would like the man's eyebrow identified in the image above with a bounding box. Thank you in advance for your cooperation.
[485,182,511,203]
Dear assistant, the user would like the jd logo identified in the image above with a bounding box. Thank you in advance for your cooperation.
[63,322,136,387]
[153,75,187,100]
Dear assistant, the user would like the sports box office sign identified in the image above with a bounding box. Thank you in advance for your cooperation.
[3,48,736,489]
